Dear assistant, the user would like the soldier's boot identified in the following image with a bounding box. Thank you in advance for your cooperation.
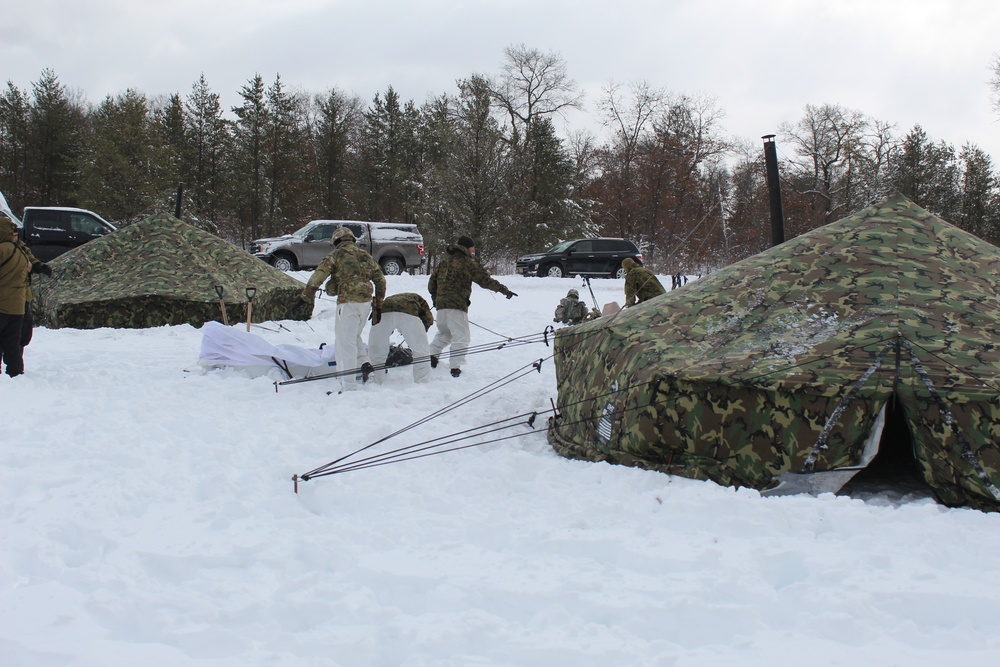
[451,368,461,378]
[361,362,374,383]
[430,355,439,368]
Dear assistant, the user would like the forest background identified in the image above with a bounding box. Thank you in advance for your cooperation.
[3,44,1000,273]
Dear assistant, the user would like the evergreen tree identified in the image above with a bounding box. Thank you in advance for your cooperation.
[77,89,171,223]
[359,86,422,222]
[891,125,961,221]
[312,88,362,219]
[511,116,587,256]
[417,77,514,262]
[231,74,269,242]
[0,81,32,210]
[29,68,84,204]
[151,92,186,218]
[958,143,1000,244]
[184,74,230,231]
[264,74,308,235]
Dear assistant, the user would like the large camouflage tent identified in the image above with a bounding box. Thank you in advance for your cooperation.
[33,213,312,329]
[548,194,1000,512]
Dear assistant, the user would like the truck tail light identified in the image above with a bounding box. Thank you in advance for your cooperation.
[635,254,643,263]
[418,244,425,255]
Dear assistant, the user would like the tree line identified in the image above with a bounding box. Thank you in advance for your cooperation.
[2,44,999,272]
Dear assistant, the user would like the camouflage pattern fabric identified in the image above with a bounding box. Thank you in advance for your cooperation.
[624,264,666,306]
[305,240,385,304]
[382,292,434,331]
[32,213,312,329]
[428,244,511,311]
[554,295,588,324]
[548,194,1000,512]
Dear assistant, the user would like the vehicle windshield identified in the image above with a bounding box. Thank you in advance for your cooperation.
[547,241,574,253]
[291,223,317,239]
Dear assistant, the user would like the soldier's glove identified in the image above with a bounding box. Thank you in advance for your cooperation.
[300,290,315,304]
[369,297,382,325]
[506,291,517,299]
[32,262,53,278]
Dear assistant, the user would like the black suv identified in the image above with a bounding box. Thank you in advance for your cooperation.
[516,238,643,278]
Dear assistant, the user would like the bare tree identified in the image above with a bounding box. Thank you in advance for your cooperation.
[592,80,666,240]
[990,52,1000,117]
[779,103,868,232]
[490,43,583,143]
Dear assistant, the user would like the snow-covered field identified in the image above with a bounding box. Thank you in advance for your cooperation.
[4,271,1000,667]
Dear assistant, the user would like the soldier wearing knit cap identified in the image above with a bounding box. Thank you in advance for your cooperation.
[427,235,516,377]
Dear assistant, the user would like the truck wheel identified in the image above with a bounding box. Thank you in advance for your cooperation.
[613,264,627,279]
[380,257,404,276]
[543,264,564,278]
[272,254,298,272]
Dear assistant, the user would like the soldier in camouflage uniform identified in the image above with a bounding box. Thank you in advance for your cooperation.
[0,222,33,377]
[554,288,592,325]
[368,292,434,384]
[622,257,665,307]
[427,235,515,377]
[301,227,386,391]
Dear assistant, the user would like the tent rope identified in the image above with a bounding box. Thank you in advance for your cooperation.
[297,357,549,482]
[277,327,554,387]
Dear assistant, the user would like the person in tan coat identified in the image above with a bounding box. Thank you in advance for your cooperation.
[0,222,32,377]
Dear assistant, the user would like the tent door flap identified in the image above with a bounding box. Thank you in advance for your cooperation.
[762,401,887,497]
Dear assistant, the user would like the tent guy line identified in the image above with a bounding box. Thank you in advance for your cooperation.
[295,357,548,487]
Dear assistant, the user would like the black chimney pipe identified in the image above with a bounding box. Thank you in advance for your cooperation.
[762,135,785,246]
[174,184,184,218]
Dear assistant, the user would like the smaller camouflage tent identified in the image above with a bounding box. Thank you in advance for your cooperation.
[33,213,312,329]
[548,194,1000,512]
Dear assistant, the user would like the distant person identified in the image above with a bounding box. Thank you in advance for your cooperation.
[622,257,665,307]
[368,292,434,384]
[0,221,33,377]
[301,227,386,392]
[553,288,589,325]
[428,235,516,377]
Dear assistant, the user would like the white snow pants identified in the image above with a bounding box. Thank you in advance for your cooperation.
[368,311,430,383]
[428,308,470,370]
[335,300,372,390]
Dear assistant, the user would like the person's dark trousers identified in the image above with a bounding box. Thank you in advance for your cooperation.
[20,301,33,347]
[0,313,25,377]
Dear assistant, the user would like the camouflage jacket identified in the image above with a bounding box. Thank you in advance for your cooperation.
[624,266,666,306]
[0,224,31,314]
[382,292,434,331]
[427,244,511,312]
[554,296,588,324]
[305,240,386,304]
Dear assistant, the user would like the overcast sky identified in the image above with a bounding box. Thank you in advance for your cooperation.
[4,0,999,164]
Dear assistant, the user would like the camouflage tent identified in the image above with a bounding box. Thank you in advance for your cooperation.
[548,194,1000,511]
[33,213,312,329]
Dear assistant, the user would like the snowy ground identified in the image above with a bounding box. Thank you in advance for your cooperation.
[4,271,1000,667]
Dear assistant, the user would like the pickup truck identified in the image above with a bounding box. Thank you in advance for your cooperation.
[249,219,425,275]
[17,206,118,261]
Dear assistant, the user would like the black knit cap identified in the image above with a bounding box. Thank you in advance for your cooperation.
[457,235,475,249]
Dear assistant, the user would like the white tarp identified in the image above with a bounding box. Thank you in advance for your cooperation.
[197,321,336,378]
